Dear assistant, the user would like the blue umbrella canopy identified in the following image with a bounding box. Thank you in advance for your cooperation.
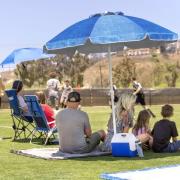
[44,12,178,135]
[0,48,55,66]
[44,12,178,55]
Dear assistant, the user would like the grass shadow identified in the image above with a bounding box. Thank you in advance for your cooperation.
[70,150,180,162]
[11,137,58,146]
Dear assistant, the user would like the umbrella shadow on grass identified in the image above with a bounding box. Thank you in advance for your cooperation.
[11,137,58,146]
[70,151,180,162]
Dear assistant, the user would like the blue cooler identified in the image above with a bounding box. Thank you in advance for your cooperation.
[111,133,137,157]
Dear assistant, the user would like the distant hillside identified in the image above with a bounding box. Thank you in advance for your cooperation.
[83,54,180,88]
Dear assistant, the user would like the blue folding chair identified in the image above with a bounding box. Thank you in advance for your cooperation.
[24,95,57,145]
[5,89,34,140]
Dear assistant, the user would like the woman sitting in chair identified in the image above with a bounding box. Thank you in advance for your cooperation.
[36,91,56,129]
[12,80,33,121]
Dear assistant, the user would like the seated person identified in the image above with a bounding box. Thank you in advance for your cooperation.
[56,91,105,153]
[12,80,32,121]
[100,93,136,152]
[132,110,153,150]
[36,91,56,129]
[152,104,180,153]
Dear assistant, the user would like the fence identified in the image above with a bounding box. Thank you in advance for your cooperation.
[1,88,180,108]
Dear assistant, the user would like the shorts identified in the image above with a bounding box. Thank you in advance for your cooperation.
[136,92,146,106]
[162,141,180,153]
[81,132,101,153]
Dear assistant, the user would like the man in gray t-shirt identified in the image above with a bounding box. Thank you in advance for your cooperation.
[56,91,105,154]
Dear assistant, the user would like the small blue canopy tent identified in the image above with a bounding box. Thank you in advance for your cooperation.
[0,48,55,67]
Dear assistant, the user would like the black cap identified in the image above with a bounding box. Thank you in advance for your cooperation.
[67,91,81,102]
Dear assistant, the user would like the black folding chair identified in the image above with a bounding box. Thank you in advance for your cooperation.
[5,89,34,140]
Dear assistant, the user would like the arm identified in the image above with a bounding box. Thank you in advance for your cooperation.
[18,95,28,113]
[171,122,178,142]
[123,126,130,133]
[57,80,61,91]
[133,86,142,95]
[84,128,92,138]
[84,113,92,137]
[122,111,131,133]
[172,137,177,142]
[21,105,28,113]
[133,82,142,95]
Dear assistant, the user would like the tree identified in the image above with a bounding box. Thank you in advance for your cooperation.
[113,57,136,88]
[14,53,94,88]
[164,62,180,87]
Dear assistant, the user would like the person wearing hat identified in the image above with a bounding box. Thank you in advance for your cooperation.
[56,91,106,153]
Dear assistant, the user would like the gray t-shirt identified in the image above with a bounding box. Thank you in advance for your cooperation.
[55,108,91,153]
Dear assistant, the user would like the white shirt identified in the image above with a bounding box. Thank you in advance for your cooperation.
[61,85,73,98]
[17,95,31,116]
[17,95,27,109]
[133,81,142,90]
[47,78,61,97]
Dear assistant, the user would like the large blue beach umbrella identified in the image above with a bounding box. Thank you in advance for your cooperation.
[0,48,55,67]
[44,12,178,134]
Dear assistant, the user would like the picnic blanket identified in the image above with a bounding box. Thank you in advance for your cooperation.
[11,148,111,160]
[101,164,180,180]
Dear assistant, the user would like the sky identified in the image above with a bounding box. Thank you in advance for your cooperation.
[0,0,180,63]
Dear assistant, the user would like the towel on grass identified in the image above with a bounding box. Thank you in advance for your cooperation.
[11,148,111,160]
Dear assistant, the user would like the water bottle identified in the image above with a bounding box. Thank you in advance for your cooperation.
[135,140,144,158]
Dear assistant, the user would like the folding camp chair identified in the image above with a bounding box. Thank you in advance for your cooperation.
[5,89,34,140]
[24,95,57,145]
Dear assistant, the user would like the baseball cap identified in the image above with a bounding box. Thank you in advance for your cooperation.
[67,91,81,102]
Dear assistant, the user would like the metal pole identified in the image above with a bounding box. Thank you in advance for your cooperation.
[108,45,117,134]
[99,64,103,88]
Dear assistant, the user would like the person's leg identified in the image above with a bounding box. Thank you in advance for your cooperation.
[163,141,180,153]
[97,130,106,141]
[0,97,1,108]
[49,96,56,108]
[83,130,106,153]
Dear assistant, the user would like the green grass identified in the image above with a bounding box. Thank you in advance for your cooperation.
[1,105,180,180]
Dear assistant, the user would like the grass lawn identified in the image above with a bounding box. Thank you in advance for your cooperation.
[1,105,180,180]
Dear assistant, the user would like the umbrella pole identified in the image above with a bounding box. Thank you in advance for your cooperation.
[108,45,117,134]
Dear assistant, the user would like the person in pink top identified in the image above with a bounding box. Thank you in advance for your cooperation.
[132,109,153,150]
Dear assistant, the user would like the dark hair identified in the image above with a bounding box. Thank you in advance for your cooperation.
[49,72,57,78]
[36,91,46,104]
[161,104,173,118]
[12,80,23,93]
[65,80,70,83]
[132,77,136,81]
[133,110,151,134]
